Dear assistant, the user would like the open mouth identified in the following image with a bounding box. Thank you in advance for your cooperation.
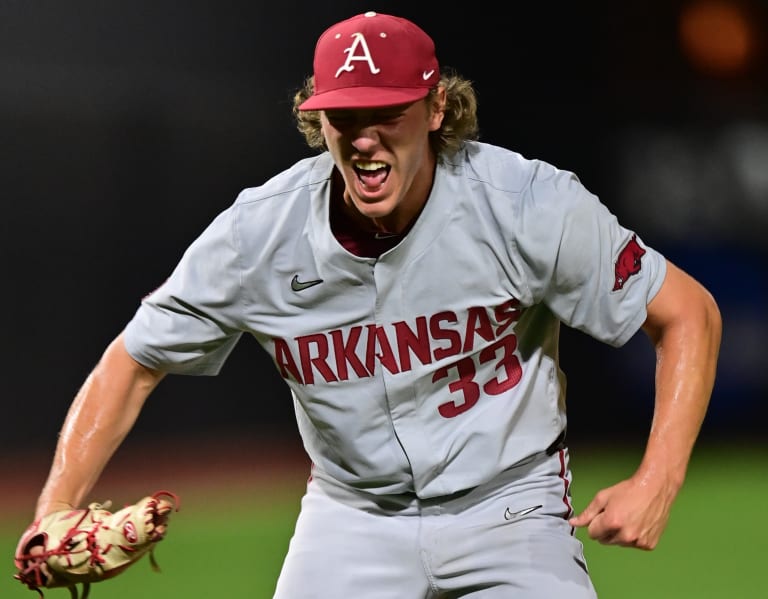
[354,160,390,190]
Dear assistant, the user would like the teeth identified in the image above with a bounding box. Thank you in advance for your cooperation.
[355,161,387,171]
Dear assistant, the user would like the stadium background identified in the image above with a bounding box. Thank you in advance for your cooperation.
[2,1,766,597]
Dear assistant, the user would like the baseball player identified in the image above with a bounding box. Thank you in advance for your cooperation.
[21,11,721,598]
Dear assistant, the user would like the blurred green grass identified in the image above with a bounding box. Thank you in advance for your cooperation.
[3,444,765,598]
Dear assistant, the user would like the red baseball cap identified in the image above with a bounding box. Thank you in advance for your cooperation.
[298,11,440,111]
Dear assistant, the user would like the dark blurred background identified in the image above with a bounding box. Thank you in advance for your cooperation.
[2,0,766,455]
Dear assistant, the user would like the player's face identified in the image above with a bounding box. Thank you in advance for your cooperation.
[320,91,445,234]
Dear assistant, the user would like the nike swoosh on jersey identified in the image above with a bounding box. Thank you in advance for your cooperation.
[291,275,323,292]
[503,504,542,521]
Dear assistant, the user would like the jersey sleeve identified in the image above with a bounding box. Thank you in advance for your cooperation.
[123,201,245,375]
[515,162,667,347]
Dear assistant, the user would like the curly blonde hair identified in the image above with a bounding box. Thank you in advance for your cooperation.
[292,69,480,161]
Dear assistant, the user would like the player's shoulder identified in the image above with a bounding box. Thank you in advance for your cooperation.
[203,153,333,247]
[234,152,333,208]
[451,141,589,212]
[455,141,574,194]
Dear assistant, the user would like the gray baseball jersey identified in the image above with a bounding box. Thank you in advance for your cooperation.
[123,141,666,499]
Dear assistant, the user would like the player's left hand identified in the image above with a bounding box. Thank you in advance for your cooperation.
[14,490,179,598]
[568,473,678,550]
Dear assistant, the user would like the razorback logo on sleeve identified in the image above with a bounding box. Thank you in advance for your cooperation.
[612,234,646,291]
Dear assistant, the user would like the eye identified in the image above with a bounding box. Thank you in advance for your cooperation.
[325,112,355,128]
[374,106,409,122]
[377,111,403,124]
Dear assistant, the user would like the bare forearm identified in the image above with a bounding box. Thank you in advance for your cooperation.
[35,333,164,519]
[638,262,722,489]
[570,261,721,549]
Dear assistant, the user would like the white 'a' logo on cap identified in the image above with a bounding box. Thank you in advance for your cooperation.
[335,33,381,78]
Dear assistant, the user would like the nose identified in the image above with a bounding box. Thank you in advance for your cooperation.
[350,123,380,153]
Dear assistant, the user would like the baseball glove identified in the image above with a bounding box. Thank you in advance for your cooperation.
[13,490,179,599]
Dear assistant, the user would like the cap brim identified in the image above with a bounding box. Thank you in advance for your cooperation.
[298,86,431,111]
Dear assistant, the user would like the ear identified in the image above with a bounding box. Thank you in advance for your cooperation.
[428,85,447,131]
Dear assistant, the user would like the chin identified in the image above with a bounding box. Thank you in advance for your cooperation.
[356,201,395,219]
